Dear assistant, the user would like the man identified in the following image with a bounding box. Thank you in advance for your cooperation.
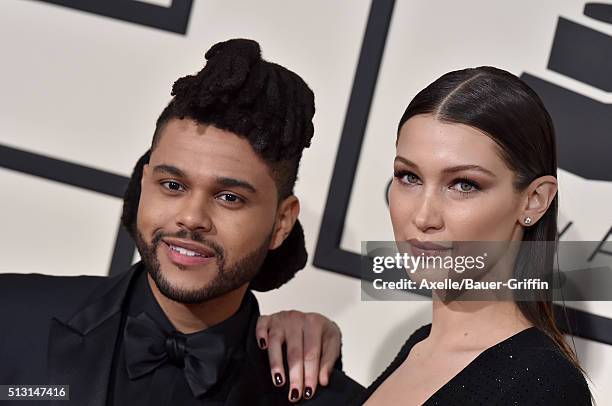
[0,38,363,405]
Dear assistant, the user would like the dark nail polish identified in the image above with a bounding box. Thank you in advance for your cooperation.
[259,338,266,349]
[304,387,313,399]
[290,388,299,401]
[274,373,283,386]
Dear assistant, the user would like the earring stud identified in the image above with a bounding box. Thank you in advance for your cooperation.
[524,217,532,225]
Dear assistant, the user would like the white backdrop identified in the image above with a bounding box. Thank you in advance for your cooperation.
[1,0,611,404]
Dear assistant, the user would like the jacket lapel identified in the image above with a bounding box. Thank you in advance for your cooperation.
[47,263,142,406]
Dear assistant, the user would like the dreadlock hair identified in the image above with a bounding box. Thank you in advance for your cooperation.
[153,38,315,199]
[121,38,315,291]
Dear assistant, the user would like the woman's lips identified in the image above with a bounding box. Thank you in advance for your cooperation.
[162,241,216,267]
[407,239,452,256]
[409,245,451,257]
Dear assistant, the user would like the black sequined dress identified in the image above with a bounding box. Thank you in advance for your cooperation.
[354,324,591,405]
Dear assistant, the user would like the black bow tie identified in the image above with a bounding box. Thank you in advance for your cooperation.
[124,312,230,397]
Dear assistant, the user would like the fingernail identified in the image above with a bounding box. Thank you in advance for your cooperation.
[290,388,299,401]
[259,338,266,349]
[274,373,283,386]
[304,387,313,399]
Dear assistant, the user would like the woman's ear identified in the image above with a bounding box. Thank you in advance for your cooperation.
[269,195,300,250]
[520,175,558,226]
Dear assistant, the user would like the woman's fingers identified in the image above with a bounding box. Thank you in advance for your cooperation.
[255,314,270,349]
[284,312,305,402]
[318,321,342,387]
[265,320,287,389]
[302,314,324,399]
[258,310,342,401]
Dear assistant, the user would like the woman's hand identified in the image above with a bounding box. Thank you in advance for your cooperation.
[256,310,342,402]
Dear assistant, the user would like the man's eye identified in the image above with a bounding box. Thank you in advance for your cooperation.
[160,181,185,192]
[217,193,243,203]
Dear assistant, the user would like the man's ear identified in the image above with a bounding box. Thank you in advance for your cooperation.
[269,195,300,250]
[141,163,150,187]
[520,175,558,226]
[121,150,150,239]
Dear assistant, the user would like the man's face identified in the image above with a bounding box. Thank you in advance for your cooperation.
[135,118,280,304]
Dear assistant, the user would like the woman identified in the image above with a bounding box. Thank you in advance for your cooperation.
[260,66,592,405]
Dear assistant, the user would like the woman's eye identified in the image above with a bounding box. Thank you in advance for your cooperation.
[451,179,480,194]
[395,171,420,185]
[160,181,185,192]
[405,174,419,184]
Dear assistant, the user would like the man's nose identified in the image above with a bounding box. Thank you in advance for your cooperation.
[175,193,214,233]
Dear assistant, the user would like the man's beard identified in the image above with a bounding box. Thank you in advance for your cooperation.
[135,227,272,304]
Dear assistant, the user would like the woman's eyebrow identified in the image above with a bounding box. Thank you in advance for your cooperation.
[441,164,496,177]
[394,156,496,177]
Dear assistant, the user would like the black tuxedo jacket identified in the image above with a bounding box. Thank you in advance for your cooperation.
[0,263,364,405]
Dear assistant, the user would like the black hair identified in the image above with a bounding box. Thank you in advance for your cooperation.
[121,39,314,291]
[153,38,315,199]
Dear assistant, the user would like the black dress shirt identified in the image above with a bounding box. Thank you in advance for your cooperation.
[108,269,255,405]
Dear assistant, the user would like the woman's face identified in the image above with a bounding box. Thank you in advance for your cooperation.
[389,114,525,247]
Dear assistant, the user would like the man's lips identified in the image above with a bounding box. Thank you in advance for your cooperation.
[161,237,217,267]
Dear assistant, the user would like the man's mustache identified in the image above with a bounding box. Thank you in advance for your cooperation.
[151,229,225,259]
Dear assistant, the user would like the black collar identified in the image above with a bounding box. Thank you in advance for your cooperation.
[126,267,256,355]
